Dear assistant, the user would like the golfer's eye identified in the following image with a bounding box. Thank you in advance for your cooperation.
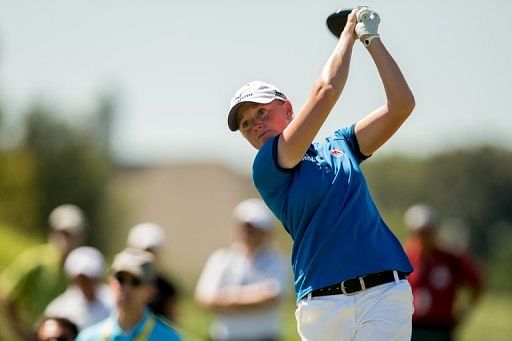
[257,108,266,117]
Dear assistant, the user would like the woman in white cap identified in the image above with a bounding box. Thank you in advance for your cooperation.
[195,198,289,341]
[44,246,114,330]
[227,6,415,340]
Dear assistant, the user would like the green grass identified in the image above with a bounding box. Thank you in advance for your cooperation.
[457,293,512,341]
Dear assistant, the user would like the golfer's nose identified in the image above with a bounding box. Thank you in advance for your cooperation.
[253,120,263,132]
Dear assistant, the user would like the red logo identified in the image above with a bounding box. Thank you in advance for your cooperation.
[331,149,344,157]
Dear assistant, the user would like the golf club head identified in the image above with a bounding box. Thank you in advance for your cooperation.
[326,8,353,38]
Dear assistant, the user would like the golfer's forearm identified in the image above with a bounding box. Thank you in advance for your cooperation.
[367,39,415,115]
[278,33,355,168]
[319,31,356,95]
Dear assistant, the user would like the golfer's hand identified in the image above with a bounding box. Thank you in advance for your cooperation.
[342,9,358,41]
[355,6,380,46]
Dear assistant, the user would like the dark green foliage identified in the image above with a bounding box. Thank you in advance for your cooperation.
[25,105,111,236]
[0,98,116,249]
[0,149,41,234]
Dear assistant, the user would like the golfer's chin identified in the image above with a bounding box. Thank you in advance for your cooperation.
[253,133,277,150]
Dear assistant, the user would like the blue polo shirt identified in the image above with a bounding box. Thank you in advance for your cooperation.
[253,124,413,301]
[76,309,181,341]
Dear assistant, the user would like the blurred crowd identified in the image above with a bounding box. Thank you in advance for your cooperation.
[0,199,291,341]
[0,204,182,340]
[0,201,483,340]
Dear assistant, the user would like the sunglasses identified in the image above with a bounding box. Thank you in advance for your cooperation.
[114,273,143,287]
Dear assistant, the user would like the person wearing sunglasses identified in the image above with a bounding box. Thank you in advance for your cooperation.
[127,222,180,324]
[76,248,181,340]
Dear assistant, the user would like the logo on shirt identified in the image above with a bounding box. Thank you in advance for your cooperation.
[302,155,317,162]
[331,149,344,157]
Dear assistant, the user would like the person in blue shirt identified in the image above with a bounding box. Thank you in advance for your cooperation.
[227,7,415,340]
[76,248,181,341]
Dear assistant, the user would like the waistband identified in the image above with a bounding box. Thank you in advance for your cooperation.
[311,270,407,298]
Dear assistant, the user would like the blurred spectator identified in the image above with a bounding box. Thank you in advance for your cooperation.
[403,204,484,341]
[76,248,181,340]
[36,316,79,341]
[195,198,289,341]
[0,204,86,339]
[127,222,180,323]
[44,246,114,330]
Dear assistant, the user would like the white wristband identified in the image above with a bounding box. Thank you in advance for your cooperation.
[363,34,380,47]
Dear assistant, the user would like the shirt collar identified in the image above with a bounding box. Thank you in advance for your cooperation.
[109,308,151,336]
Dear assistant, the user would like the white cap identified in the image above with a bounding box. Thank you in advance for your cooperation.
[404,204,438,231]
[233,198,274,231]
[228,81,287,131]
[48,204,86,234]
[64,246,105,279]
[127,222,166,251]
[111,248,155,283]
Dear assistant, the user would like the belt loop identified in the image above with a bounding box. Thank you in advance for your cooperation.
[307,292,312,301]
[358,276,366,291]
[340,281,348,295]
[393,270,400,284]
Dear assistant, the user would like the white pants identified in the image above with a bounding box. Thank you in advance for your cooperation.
[295,279,413,341]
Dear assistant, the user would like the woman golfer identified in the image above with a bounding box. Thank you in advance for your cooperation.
[227,7,415,340]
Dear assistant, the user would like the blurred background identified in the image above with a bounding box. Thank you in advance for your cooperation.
[0,0,511,340]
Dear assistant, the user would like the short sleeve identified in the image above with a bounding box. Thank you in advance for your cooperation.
[333,124,370,164]
[194,249,229,301]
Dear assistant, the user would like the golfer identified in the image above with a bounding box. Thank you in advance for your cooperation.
[227,7,415,340]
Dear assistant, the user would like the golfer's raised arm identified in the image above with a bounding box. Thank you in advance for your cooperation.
[277,10,357,169]
[354,31,415,156]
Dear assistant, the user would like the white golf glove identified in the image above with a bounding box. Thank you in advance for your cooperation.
[355,7,380,47]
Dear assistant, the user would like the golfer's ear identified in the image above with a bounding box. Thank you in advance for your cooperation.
[283,100,293,119]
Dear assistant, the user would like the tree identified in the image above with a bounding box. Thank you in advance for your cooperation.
[24,103,110,231]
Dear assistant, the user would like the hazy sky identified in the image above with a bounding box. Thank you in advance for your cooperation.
[0,0,510,173]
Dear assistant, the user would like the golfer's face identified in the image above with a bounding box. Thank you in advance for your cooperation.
[238,100,291,149]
